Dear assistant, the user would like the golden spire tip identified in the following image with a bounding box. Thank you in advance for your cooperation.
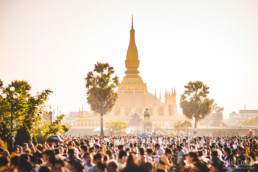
[131,15,134,29]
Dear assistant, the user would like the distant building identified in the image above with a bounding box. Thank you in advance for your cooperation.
[64,110,89,125]
[229,111,238,119]
[200,111,227,128]
[238,110,258,120]
[225,110,258,127]
[229,110,258,121]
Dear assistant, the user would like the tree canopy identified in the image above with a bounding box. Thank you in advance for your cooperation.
[0,79,69,149]
[180,81,214,134]
[242,116,258,126]
[173,120,192,135]
[85,62,119,136]
[105,121,129,136]
[36,114,69,141]
[0,80,52,148]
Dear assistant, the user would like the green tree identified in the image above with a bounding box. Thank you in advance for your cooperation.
[180,81,214,134]
[182,120,192,134]
[0,80,52,150]
[173,120,192,135]
[242,116,258,126]
[85,62,119,136]
[212,103,224,113]
[42,114,70,138]
[105,121,129,136]
[32,113,69,143]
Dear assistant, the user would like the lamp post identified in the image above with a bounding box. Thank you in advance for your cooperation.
[1,86,19,152]
[10,86,19,151]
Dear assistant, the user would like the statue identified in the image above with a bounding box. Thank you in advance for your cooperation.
[143,108,153,132]
[144,108,151,120]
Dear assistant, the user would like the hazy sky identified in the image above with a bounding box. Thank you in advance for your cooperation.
[0,0,257,118]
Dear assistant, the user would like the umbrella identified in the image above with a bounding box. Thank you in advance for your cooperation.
[93,127,106,132]
[47,135,64,142]
[138,131,152,137]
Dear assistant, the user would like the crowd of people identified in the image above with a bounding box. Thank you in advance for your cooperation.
[0,135,257,172]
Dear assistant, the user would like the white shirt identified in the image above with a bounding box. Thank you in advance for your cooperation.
[84,164,93,172]
[158,147,165,156]
[115,139,120,146]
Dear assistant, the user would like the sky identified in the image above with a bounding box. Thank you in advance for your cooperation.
[0,0,257,118]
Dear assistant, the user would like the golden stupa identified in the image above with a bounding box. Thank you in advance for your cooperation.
[70,17,184,134]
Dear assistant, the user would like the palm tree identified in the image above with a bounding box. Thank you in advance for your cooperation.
[180,81,214,134]
[85,62,119,136]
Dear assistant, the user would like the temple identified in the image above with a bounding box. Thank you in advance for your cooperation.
[69,17,185,135]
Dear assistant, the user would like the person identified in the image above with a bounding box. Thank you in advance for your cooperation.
[84,153,93,172]
[39,166,51,172]
[0,156,9,168]
[94,145,100,153]
[157,148,173,172]
[141,162,153,172]
[138,148,145,165]
[10,146,19,159]
[80,145,88,160]
[107,161,118,172]
[2,134,257,172]
[125,153,139,168]
[42,150,55,168]
[145,149,153,163]
[52,159,67,172]
[188,152,209,172]
[88,153,102,172]
[236,146,247,170]
[223,147,236,172]
[155,144,165,157]
[68,159,84,172]
[66,149,81,162]
[10,156,19,168]
[95,162,106,172]
[117,150,127,171]
[177,144,186,169]
[55,147,66,160]
[19,154,34,172]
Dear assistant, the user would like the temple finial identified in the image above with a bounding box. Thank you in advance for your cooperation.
[131,15,134,29]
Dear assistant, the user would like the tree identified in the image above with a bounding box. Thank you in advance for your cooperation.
[242,116,258,126]
[105,121,129,136]
[174,120,192,135]
[182,120,192,134]
[212,103,224,113]
[180,81,214,134]
[31,113,69,143]
[85,62,119,136]
[42,114,69,138]
[0,80,52,150]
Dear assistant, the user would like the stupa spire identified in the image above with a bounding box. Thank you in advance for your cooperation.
[125,15,139,72]
[131,15,134,29]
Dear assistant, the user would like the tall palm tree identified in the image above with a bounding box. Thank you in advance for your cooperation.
[180,81,214,134]
[85,62,119,136]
